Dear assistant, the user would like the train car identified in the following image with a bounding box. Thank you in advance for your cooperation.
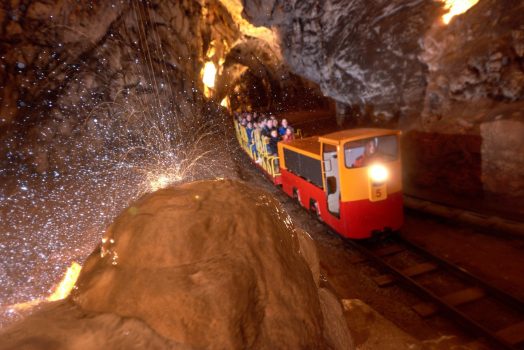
[233,119,282,185]
[278,129,403,239]
[234,119,403,239]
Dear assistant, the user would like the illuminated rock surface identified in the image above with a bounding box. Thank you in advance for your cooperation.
[341,299,420,350]
[242,0,524,203]
[1,0,523,334]
[0,0,324,324]
[242,0,524,129]
[0,180,353,349]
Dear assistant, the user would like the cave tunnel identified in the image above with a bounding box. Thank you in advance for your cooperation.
[1,0,524,349]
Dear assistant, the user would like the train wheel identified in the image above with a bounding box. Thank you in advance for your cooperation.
[310,200,323,222]
[382,228,397,243]
[370,229,395,243]
[293,188,301,206]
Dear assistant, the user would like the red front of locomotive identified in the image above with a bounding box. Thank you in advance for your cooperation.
[279,129,403,239]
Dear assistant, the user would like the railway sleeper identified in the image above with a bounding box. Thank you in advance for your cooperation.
[412,287,486,317]
[349,244,405,264]
[348,238,524,349]
[373,262,438,287]
[495,320,524,346]
[372,244,405,257]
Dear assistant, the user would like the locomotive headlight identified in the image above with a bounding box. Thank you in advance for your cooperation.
[368,164,389,183]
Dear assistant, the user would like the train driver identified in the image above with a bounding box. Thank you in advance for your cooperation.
[353,139,379,167]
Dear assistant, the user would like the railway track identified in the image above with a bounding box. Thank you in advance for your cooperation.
[239,130,524,348]
[344,234,524,350]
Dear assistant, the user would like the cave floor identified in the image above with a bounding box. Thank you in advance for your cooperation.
[233,143,524,349]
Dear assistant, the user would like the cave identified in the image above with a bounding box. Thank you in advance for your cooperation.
[1,0,523,349]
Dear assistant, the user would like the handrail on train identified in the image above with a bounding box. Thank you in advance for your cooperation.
[234,117,300,178]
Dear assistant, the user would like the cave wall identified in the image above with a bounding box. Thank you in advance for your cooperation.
[418,0,524,198]
[218,36,329,112]
[0,0,328,174]
[242,0,524,199]
[420,0,524,131]
[1,0,522,199]
[242,0,440,122]
[0,0,241,174]
[1,0,268,324]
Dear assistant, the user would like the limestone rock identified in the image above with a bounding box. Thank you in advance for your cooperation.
[243,0,440,122]
[1,180,353,349]
[481,119,524,197]
[0,301,183,350]
[342,299,422,350]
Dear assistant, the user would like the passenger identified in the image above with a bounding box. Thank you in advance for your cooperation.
[278,119,289,136]
[246,113,252,123]
[246,122,254,145]
[267,129,281,156]
[253,122,262,163]
[261,119,272,137]
[282,127,295,142]
[353,139,379,167]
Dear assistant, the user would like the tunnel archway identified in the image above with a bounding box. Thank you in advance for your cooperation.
[214,37,331,113]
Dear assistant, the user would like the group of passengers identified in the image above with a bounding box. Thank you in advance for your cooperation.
[235,112,295,159]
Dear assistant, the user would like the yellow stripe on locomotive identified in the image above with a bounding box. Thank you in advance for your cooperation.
[278,128,403,239]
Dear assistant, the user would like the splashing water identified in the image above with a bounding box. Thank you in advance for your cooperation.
[0,0,232,327]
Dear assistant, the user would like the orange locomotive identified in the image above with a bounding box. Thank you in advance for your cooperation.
[234,121,403,239]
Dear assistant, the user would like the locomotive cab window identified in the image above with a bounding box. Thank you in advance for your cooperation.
[344,135,398,168]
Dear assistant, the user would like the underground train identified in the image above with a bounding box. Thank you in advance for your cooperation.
[234,119,403,239]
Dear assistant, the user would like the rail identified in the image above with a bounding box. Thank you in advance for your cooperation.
[344,235,524,350]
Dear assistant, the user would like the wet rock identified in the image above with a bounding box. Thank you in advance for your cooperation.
[0,180,353,349]
[420,0,524,132]
[0,301,182,350]
[320,289,355,350]
[243,0,440,121]
[342,299,421,349]
[480,119,524,197]
[73,179,351,348]
[0,0,233,172]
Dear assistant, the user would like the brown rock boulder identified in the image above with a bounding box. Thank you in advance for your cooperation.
[74,179,352,348]
[0,179,353,349]
[0,179,352,350]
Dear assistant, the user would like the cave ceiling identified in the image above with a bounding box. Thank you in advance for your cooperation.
[1,0,523,158]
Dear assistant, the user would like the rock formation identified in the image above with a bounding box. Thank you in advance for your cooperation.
[3,0,520,198]
[0,0,328,320]
[242,0,524,200]
[242,0,441,122]
[0,0,325,175]
[1,0,223,173]
[0,180,353,349]
[1,0,522,328]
